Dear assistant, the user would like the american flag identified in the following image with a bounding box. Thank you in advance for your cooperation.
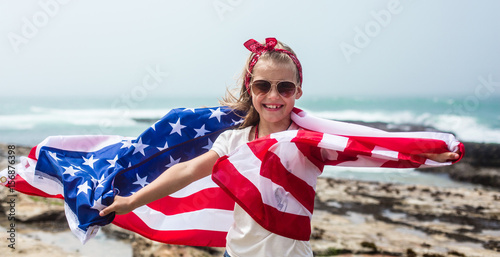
[213,108,464,241]
[1,107,463,246]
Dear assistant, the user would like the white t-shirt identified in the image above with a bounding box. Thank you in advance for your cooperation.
[211,124,313,257]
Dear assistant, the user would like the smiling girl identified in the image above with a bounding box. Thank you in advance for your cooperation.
[100,37,459,256]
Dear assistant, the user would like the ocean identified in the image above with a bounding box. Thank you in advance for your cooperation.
[1,95,499,187]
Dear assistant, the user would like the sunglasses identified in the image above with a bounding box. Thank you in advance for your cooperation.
[250,80,297,98]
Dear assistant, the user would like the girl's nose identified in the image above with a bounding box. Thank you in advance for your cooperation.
[267,85,280,99]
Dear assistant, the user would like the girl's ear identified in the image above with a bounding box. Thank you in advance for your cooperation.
[295,86,303,100]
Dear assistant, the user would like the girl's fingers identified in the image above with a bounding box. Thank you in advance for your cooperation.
[99,205,114,217]
[99,195,134,216]
[420,152,460,163]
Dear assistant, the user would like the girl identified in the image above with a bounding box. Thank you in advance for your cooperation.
[99,37,459,256]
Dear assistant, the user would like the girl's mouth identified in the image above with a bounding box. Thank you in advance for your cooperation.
[263,104,283,110]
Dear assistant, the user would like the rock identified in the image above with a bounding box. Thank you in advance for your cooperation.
[310,178,500,257]
[0,144,32,159]
[419,162,500,189]
[0,187,65,223]
[461,142,500,167]
[101,223,136,241]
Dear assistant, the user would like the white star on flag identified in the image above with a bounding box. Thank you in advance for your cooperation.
[62,166,79,176]
[96,175,106,189]
[194,124,210,138]
[202,138,214,151]
[48,151,61,161]
[82,155,99,169]
[91,176,98,187]
[132,138,149,156]
[107,155,118,168]
[232,118,244,125]
[121,139,133,149]
[165,155,181,168]
[157,141,169,151]
[209,108,225,122]
[169,118,186,136]
[183,108,196,113]
[133,174,149,188]
[77,181,92,195]
[91,197,107,211]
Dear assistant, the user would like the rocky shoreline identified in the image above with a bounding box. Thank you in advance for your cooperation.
[311,178,500,256]
[1,175,499,256]
[1,140,500,256]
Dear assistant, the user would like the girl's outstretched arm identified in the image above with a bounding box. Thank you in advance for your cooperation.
[99,150,220,217]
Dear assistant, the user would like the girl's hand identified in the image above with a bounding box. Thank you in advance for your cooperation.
[99,195,136,217]
[419,152,460,163]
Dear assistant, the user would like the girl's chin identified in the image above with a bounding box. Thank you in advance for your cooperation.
[259,114,290,125]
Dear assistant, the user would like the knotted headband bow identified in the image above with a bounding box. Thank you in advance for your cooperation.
[244,38,303,92]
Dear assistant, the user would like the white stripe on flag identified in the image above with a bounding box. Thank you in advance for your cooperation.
[16,157,64,196]
[270,142,321,188]
[270,130,298,141]
[36,135,130,157]
[371,146,399,161]
[317,133,349,151]
[132,205,233,232]
[424,159,451,167]
[229,144,312,217]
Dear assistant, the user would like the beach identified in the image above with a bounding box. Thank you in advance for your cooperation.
[1,95,499,256]
[1,142,500,257]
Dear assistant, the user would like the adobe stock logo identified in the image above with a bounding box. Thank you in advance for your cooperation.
[213,0,243,21]
[340,0,404,63]
[7,0,72,54]
[446,74,499,129]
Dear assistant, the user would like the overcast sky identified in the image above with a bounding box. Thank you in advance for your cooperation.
[1,0,499,99]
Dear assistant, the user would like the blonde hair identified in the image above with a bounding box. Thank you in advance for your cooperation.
[220,39,301,129]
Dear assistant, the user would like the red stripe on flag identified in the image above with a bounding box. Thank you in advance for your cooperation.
[381,156,423,168]
[323,151,359,166]
[455,142,465,164]
[212,155,311,241]
[344,137,375,157]
[294,129,323,145]
[12,175,64,199]
[292,131,325,171]
[259,152,316,214]
[247,137,278,161]
[351,136,449,156]
[28,146,38,161]
[213,156,264,218]
[112,213,227,247]
[147,188,235,215]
